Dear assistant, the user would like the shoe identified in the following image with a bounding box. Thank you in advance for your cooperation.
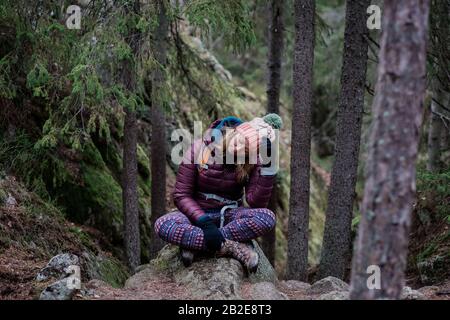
[180,249,195,267]
[219,240,259,273]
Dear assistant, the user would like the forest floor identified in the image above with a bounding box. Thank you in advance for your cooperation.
[78,275,450,300]
[1,174,449,300]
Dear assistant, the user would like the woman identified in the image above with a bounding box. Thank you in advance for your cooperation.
[155,115,281,272]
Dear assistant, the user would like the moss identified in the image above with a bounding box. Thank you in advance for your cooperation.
[69,226,94,249]
[97,257,129,288]
[137,144,150,178]
[83,140,106,168]
[81,164,123,236]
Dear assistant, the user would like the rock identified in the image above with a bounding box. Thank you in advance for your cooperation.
[247,282,288,300]
[36,253,80,282]
[122,243,279,300]
[280,280,311,292]
[401,286,426,300]
[39,278,77,300]
[174,257,244,300]
[307,276,349,295]
[248,241,278,284]
[318,290,349,300]
[125,266,159,289]
[149,245,183,274]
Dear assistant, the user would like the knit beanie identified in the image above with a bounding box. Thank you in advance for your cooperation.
[226,113,283,156]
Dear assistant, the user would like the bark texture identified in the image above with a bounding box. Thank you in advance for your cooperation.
[318,0,370,280]
[427,0,450,172]
[149,0,169,258]
[262,0,285,266]
[427,81,447,172]
[266,0,285,114]
[122,0,142,272]
[286,0,315,281]
[350,0,430,299]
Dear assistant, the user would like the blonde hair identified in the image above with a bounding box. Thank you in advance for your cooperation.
[222,128,256,184]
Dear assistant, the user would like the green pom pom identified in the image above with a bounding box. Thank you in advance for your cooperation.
[263,113,283,129]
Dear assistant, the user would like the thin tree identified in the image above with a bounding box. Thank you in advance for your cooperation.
[350,0,430,299]
[286,0,315,281]
[427,0,450,172]
[318,0,370,280]
[262,0,285,266]
[149,0,169,258]
[122,0,142,272]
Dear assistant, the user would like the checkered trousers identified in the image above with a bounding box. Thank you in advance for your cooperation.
[154,207,276,251]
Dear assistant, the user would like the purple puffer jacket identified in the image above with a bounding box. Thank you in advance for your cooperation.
[173,140,276,222]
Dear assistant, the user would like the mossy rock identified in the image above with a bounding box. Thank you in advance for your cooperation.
[83,252,129,288]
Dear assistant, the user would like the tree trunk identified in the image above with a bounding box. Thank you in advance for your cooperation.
[123,108,140,272]
[122,0,142,273]
[427,82,447,172]
[262,0,285,267]
[318,0,370,280]
[350,0,430,300]
[286,0,315,281]
[266,0,284,115]
[427,0,450,172]
[262,182,277,265]
[149,0,169,258]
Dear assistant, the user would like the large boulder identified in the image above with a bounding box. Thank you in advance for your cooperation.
[279,280,311,292]
[249,241,277,283]
[174,257,244,299]
[246,282,287,300]
[307,276,349,295]
[318,290,349,300]
[127,243,278,300]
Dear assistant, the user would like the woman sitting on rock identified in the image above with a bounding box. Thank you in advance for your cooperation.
[155,114,282,272]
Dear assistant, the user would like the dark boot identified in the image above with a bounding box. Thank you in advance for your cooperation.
[180,249,195,267]
[219,240,259,273]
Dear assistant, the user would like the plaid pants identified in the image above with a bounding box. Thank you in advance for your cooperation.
[154,207,276,251]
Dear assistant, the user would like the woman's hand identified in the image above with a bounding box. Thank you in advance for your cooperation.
[196,216,225,251]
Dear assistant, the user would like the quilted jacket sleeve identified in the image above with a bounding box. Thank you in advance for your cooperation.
[173,142,205,222]
[245,165,276,209]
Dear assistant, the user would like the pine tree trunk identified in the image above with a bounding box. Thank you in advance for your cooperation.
[350,0,430,300]
[427,0,450,172]
[262,183,277,265]
[122,0,142,273]
[123,108,140,272]
[149,0,169,258]
[427,82,446,172]
[266,0,284,114]
[318,0,370,280]
[262,0,285,267]
[286,0,315,281]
